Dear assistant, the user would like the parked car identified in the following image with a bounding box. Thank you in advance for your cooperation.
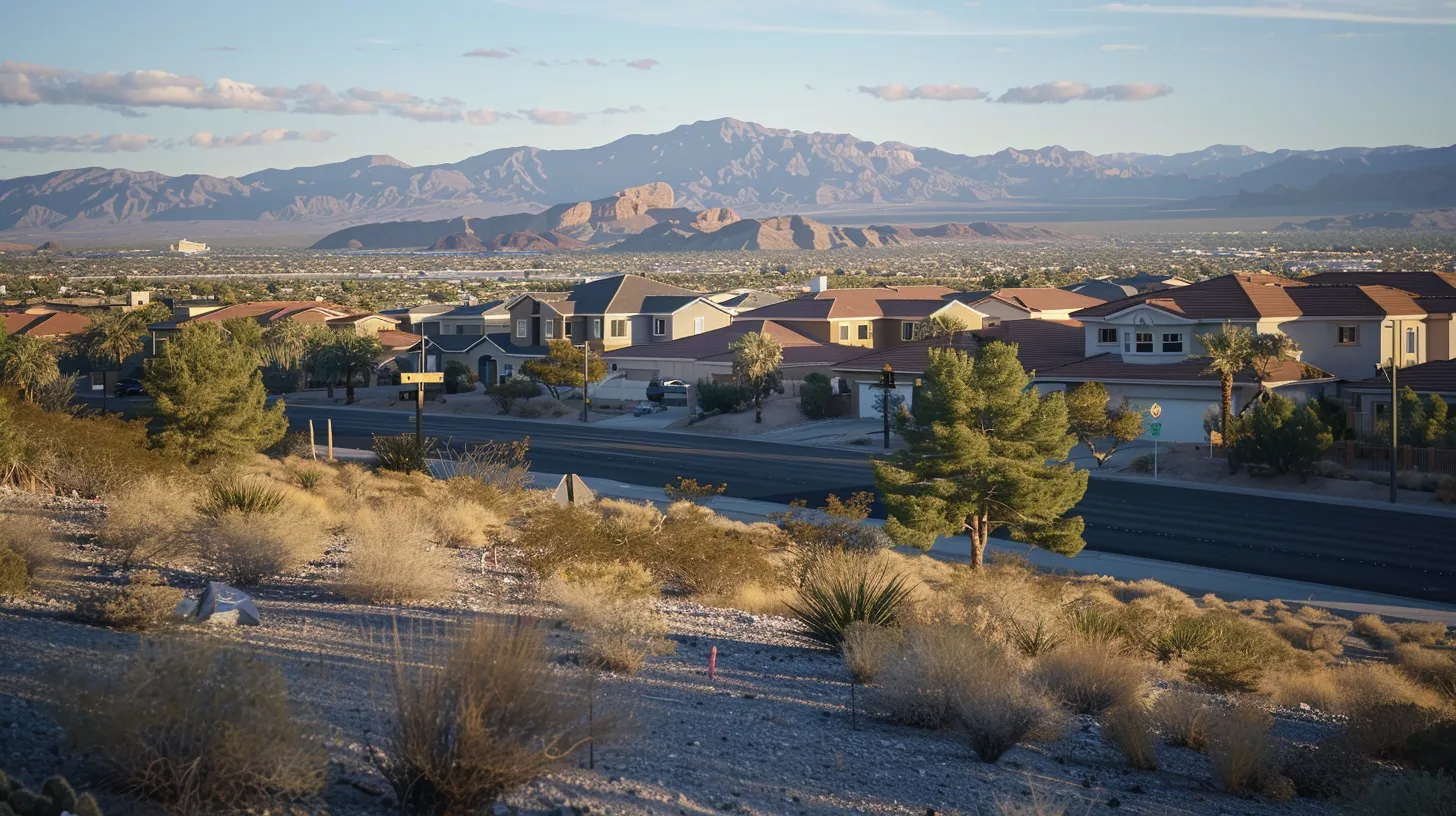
[633,401,667,417]
[646,379,688,403]
[114,378,147,397]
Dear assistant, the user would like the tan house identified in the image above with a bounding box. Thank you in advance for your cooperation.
[602,319,869,387]
[736,285,985,351]
[505,275,732,352]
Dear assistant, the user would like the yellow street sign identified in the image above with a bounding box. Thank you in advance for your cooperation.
[400,372,445,384]
[1149,402,1163,419]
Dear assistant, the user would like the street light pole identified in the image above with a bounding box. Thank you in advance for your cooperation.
[1389,320,1398,504]
[417,336,427,447]
[880,364,895,449]
[581,342,591,423]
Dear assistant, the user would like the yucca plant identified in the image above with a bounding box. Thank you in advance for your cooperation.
[1146,615,1217,663]
[1065,606,1126,646]
[202,477,286,517]
[293,466,324,491]
[1008,617,1065,658]
[373,434,434,475]
[789,555,915,649]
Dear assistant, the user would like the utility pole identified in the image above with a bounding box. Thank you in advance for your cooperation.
[1389,320,1398,504]
[581,342,591,423]
[417,336,427,447]
[880,364,895,449]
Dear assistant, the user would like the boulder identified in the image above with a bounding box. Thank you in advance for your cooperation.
[189,582,261,626]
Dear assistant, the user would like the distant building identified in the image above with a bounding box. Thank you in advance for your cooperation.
[170,239,209,254]
[1284,259,1382,274]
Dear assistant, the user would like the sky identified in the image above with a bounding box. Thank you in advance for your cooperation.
[1,0,1454,178]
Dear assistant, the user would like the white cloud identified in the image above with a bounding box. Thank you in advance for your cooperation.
[522,108,582,125]
[1100,3,1456,25]
[464,108,501,125]
[463,48,512,58]
[995,80,1173,103]
[859,82,987,101]
[1101,43,1146,50]
[0,133,156,152]
[189,128,334,149]
[624,58,660,70]
[599,105,647,114]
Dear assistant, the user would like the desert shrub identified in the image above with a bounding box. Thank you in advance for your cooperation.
[1064,606,1127,647]
[197,511,325,586]
[267,430,314,459]
[790,552,915,649]
[1128,454,1154,473]
[695,379,750,413]
[799,372,850,419]
[1393,644,1456,699]
[544,568,673,675]
[292,465,324,491]
[0,545,27,597]
[443,360,474,394]
[485,377,541,413]
[435,439,532,493]
[1144,614,1217,662]
[516,503,616,577]
[376,620,595,816]
[1151,688,1212,750]
[373,433,433,474]
[338,510,454,605]
[1008,617,1065,658]
[0,771,104,816]
[430,498,501,549]
[0,512,60,578]
[73,571,183,631]
[1353,613,1400,648]
[1335,661,1448,715]
[1401,721,1456,776]
[555,560,659,601]
[2,396,183,497]
[55,638,324,813]
[1102,703,1158,769]
[1392,620,1449,646]
[776,493,890,556]
[842,622,903,685]
[954,652,1060,763]
[1232,394,1333,477]
[877,624,1009,729]
[1346,702,1447,759]
[1439,476,1456,504]
[335,461,374,501]
[97,477,199,567]
[663,476,725,504]
[1263,667,1343,713]
[1347,771,1456,816]
[200,475,286,517]
[647,502,781,597]
[1182,612,1294,692]
[1034,641,1146,715]
[1206,702,1277,794]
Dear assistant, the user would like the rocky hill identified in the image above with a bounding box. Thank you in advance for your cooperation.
[5,118,1452,238]
[1274,209,1456,232]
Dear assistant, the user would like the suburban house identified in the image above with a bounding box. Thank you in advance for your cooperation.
[832,320,1087,418]
[378,304,457,334]
[601,319,869,389]
[1342,358,1456,431]
[950,288,1106,323]
[2,307,91,340]
[735,283,984,351]
[504,275,733,352]
[707,290,785,314]
[1299,270,1456,362]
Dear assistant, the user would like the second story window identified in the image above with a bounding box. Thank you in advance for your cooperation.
[515,319,528,339]
[563,321,573,338]
[1135,332,1154,353]
[902,323,916,341]
[653,318,667,336]
[839,324,849,341]
[693,316,705,335]
[543,321,554,339]
[455,325,466,335]
[1337,325,1358,345]
[610,319,626,338]
[1406,327,1418,355]
[592,318,602,339]
[1161,333,1184,353]
[1098,328,1118,345]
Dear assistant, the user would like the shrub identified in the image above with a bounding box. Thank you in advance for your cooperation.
[435,439,532,492]
[1283,738,1376,800]
[267,430,314,459]
[1439,476,1456,505]
[1263,667,1343,713]
[545,569,673,675]
[663,476,726,504]
[0,512,60,578]
[1393,644,1456,699]
[485,378,541,413]
[877,624,1002,729]
[55,638,324,812]
[555,561,659,602]
[197,511,325,586]
[1034,641,1146,715]
[842,622,903,685]
[97,477,198,567]
[376,620,595,816]
[1145,615,1217,662]
[1353,613,1400,648]
[2,395,183,497]
[1128,454,1154,473]
[1392,620,1449,646]
[1151,688,1211,750]
[293,465,324,491]
[1206,702,1276,794]
[1402,721,1456,776]
[338,510,454,605]
[73,571,183,631]
[0,772,103,816]
[789,552,915,649]
[0,545,27,597]
[373,433,433,474]
[1347,771,1456,816]
[444,360,474,394]
[954,652,1060,763]
[430,498,501,549]
[1102,703,1158,770]
[799,373,849,419]
[1232,394,1333,477]
[336,461,373,500]
[1064,606,1126,647]
[1182,613,1293,692]
[695,379,750,413]
[201,476,287,517]
[776,493,890,556]
[1345,702,1446,759]
[1335,661,1447,714]
[1008,618,1065,658]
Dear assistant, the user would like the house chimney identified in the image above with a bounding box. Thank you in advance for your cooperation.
[808,275,829,294]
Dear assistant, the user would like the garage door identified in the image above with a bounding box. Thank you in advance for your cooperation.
[1121,397,1216,444]
[857,382,916,419]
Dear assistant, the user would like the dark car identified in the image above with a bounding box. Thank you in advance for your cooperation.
[645,378,687,403]
[114,378,147,397]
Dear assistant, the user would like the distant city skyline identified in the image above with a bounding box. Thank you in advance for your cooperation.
[1,0,1453,178]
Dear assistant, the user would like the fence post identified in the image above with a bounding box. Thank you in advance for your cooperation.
[1345,440,1355,469]
[1429,447,1437,473]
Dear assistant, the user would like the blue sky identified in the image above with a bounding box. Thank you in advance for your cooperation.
[1,0,1453,178]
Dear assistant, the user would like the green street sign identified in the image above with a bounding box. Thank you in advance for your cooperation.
[1150,422,1162,437]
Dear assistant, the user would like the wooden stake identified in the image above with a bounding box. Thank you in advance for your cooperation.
[708,646,717,681]
[327,418,334,461]
[308,420,317,459]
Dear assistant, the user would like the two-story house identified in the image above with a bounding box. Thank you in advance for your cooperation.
[1299,270,1456,363]
[503,275,733,353]
[735,284,985,351]
[950,288,1107,323]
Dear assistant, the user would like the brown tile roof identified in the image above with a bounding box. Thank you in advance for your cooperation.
[1350,359,1456,394]
[188,301,352,326]
[834,320,1086,375]
[742,285,958,321]
[375,330,422,350]
[1037,354,1334,385]
[2,309,91,338]
[1073,274,1425,320]
[978,288,1106,313]
[874,299,962,319]
[604,320,861,366]
[1300,271,1456,298]
[326,313,399,327]
[563,274,702,314]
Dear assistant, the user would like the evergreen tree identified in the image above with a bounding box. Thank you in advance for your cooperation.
[220,317,266,363]
[873,342,1088,569]
[729,330,784,424]
[521,340,605,399]
[1065,381,1144,468]
[1396,385,1427,447]
[144,322,287,461]
[1429,394,1454,448]
[1232,394,1333,477]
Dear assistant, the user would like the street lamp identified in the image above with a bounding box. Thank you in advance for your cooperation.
[1377,320,1398,504]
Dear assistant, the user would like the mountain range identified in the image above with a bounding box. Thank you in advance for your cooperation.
[3,118,1455,239]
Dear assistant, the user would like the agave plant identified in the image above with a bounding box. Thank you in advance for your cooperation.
[788,554,915,649]
[1008,617,1065,658]
[202,476,287,517]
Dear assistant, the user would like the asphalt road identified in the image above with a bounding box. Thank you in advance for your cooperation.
[286,405,1455,603]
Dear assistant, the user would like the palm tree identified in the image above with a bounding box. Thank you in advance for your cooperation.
[918,314,969,345]
[82,310,146,372]
[1195,323,1254,444]
[1249,333,1301,394]
[0,335,61,403]
[729,330,784,424]
[263,318,317,391]
[313,332,383,404]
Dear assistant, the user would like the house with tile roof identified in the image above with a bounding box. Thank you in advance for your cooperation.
[504,275,732,354]
[950,288,1107,323]
[1342,359,1456,430]
[736,285,986,351]
[1298,270,1456,362]
[602,319,870,389]
[2,308,92,340]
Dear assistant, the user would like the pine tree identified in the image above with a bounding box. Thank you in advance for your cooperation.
[144,322,287,461]
[1065,381,1144,468]
[1424,393,1450,448]
[728,331,784,424]
[873,342,1088,569]
[521,340,605,400]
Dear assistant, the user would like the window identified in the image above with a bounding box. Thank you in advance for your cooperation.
[563,321,573,338]
[857,324,869,340]
[839,324,849,341]
[592,318,602,339]
[455,324,466,335]
[1161,332,1184,354]
[902,323,917,342]
[1098,328,1118,345]
[515,319,527,338]
[1135,332,1154,353]
[610,319,626,338]
[693,316,705,335]
[653,318,667,336]
[543,321,554,339]
[610,363,618,372]
[1337,325,1358,345]
[1122,332,1131,353]
[1406,327,1418,355]
[503,364,513,378]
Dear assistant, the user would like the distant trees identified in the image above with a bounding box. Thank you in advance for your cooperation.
[729,331,784,424]
[522,340,604,400]
[1065,382,1144,468]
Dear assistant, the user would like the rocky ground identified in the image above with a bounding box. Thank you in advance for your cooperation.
[0,489,1348,816]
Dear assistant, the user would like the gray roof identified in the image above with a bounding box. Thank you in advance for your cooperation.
[639,295,703,314]
[486,332,550,356]
[439,300,509,317]
[561,274,702,315]
[422,331,493,353]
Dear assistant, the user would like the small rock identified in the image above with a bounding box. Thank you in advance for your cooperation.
[1107,797,1121,808]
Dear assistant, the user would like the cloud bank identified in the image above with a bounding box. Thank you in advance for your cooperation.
[994,81,1173,103]
[189,128,335,148]
[859,83,987,101]
[463,48,512,58]
[0,133,156,152]
[1100,2,1456,25]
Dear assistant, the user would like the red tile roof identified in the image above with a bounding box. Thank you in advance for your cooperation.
[188,301,353,325]
[977,288,1106,313]
[2,309,91,338]
[604,319,862,366]
[1072,274,1426,320]
[834,320,1086,375]
[1349,359,1456,394]
[375,330,422,350]
[1300,271,1456,298]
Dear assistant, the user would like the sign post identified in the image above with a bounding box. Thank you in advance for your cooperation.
[401,365,444,448]
[1149,403,1163,480]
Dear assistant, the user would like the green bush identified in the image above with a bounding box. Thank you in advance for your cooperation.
[374,434,433,474]
[444,361,474,394]
[201,476,286,517]
[1,393,184,497]
[485,378,540,413]
[789,553,915,649]
[0,545,29,597]
[73,571,183,631]
[0,770,104,816]
[1183,612,1295,692]
[1232,394,1333,477]
[799,373,849,419]
[695,379,750,414]
[1347,771,1456,816]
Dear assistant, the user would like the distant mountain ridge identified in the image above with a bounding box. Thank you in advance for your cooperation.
[2,118,1452,236]
[1274,209,1456,232]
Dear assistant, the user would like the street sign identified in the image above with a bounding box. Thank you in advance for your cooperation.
[1150,422,1162,437]
[400,372,445,384]
[1149,403,1163,419]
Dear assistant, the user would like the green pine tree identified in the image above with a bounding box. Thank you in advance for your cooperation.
[1065,381,1144,468]
[1424,393,1450,448]
[873,342,1088,569]
[1396,385,1427,447]
[144,322,287,461]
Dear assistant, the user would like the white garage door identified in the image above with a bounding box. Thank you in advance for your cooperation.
[857,383,916,419]
[1121,397,1216,444]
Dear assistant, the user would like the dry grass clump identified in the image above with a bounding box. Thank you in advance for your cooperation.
[1262,666,1344,713]
[1353,613,1401,648]
[73,570,183,631]
[376,620,597,816]
[430,497,503,549]
[196,510,326,586]
[1206,701,1278,794]
[1391,620,1450,646]
[97,477,199,567]
[1034,641,1146,715]
[0,511,61,578]
[719,581,798,616]
[544,563,674,674]
[1101,703,1158,769]
[55,637,324,813]
[1345,702,1448,759]
[1151,687,1212,750]
[1182,612,1296,692]
[338,510,454,606]
[1392,644,1456,699]
[1335,661,1448,714]
[954,650,1061,763]
[842,622,903,685]
[1346,771,1456,816]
